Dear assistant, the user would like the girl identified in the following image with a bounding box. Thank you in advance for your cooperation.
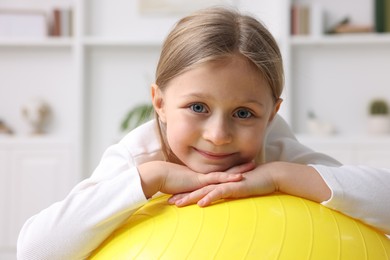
[18,7,390,259]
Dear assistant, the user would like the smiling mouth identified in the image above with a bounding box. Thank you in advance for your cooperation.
[194,148,235,160]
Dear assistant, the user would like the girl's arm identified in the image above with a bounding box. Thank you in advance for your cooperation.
[169,162,390,235]
[169,115,390,235]
[266,115,390,234]
[312,164,390,235]
[138,161,249,199]
[17,144,149,260]
[17,142,245,260]
[168,162,329,206]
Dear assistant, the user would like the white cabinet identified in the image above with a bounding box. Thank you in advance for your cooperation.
[298,135,390,168]
[0,138,79,259]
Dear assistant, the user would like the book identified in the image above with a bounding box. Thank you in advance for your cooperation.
[51,9,61,36]
[386,0,390,32]
[0,10,47,38]
[51,8,73,37]
[291,5,298,35]
[375,0,386,33]
[333,24,372,34]
[60,8,73,37]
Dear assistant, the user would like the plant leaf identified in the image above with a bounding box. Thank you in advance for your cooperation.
[120,103,154,131]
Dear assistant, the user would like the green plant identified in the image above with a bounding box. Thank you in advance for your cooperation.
[120,103,154,131]
[369,99,389,115]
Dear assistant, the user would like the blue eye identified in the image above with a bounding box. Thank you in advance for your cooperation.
[190,103,207,113]
[234,109,253,119]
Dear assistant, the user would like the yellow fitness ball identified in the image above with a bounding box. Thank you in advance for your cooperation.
[91,194,390,260]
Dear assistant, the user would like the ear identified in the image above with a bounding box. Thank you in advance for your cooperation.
[268,98,283,123]
[151,84,166,123]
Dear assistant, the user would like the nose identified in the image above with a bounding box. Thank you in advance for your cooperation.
[202,115,233,146]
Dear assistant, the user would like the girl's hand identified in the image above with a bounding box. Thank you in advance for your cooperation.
[138,161,255,199]
[168,162,331,207]
[168,163,275,207]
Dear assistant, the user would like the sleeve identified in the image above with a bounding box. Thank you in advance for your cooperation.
[17,143,149,260]
[312,164,390,235]
[265,115,341,166]
[266,115,390,236]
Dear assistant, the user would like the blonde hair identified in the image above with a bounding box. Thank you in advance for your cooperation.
[154,7,284,162]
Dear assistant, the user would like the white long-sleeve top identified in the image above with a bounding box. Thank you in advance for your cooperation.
[17,115,390,260]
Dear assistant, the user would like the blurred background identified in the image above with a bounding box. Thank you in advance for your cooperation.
[0,0,389,258]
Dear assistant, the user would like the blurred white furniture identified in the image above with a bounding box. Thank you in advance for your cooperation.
[298,135,390,167]
[0,137,78,259]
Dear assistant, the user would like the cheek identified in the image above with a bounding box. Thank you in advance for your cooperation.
[165,117,197,151]
[238,126,267,158]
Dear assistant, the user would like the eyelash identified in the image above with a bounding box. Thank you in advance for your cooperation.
[189,103,255,119]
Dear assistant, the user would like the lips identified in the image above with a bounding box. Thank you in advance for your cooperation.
[193,147,235,160]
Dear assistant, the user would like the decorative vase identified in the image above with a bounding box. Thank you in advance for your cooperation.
[21,98,51,135]
[367,115,390,135]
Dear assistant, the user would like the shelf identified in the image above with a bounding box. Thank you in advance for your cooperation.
[0,135,70,144]
[0,37,164,48]
[291,33,390,46]
[0,37,73,47]
[82,37,163,47]
[296,134,390,144]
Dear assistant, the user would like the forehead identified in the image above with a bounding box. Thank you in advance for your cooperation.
[164,55,273,103]
[175,55,265,86]
[194,54,262,78]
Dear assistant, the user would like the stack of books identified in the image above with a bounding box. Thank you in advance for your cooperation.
[51,8,73,37]
[290,4,310,35]
[290,4,323,37]
[0,7,73,38]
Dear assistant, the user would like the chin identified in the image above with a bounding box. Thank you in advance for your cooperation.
[188,164,231,174]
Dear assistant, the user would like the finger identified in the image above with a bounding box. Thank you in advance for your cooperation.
[174,185,217,207]
[168,193,189,204]
[198,172,242,187]
[175,182,240,207]
[225,161,256,174]
[197,184,235,207]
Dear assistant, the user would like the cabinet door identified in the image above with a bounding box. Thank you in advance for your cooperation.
[7,147,75,250]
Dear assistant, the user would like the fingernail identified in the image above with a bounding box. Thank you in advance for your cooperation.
[229,173,241,179]
[198,199,206,207]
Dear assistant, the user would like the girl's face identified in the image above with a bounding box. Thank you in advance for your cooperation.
[153,55,281,173]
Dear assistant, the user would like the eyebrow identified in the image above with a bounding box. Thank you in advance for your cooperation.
[181,93,266,107]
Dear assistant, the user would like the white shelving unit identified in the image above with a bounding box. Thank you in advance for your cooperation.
[1,0,390,258]
[291,34,390,46]
[289,0,390,133]
[290,35,390,133]
[289,0,390,165]
[0,1,82,258]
